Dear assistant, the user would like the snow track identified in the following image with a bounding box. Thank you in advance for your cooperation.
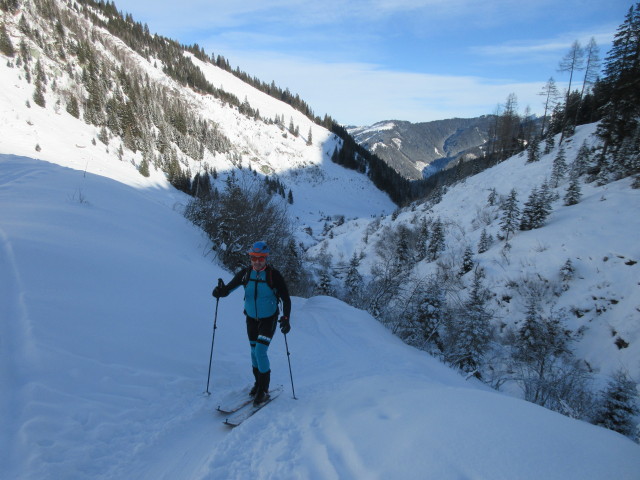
[0,226,35,478]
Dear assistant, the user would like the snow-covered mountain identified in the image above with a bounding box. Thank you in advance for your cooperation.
[348,116,496,180]
[1,1,639,478]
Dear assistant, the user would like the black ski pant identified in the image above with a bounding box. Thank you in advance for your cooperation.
[246,313,277,374]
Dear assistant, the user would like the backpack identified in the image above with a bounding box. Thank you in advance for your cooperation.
[241,265,281,304]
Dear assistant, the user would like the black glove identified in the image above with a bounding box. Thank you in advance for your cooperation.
[212,278,226,298]
[279,316,291,334]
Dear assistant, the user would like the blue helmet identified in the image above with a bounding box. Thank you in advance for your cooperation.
[248,241,270,256]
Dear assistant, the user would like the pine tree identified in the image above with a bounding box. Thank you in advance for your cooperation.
[487,187,498,206]
[513,300,572,406]
[594,370,640,439]
[597,4,640,155]
[572,141,591,177]
[427,218,445,261]
[344,252,364,303]
[395,225,412,272]
[138,158,150,177]
[477,228,492,254]
[317,269,334,296]
[543,134,555,155]
[551,144,568,187]
[519,187,539,231]
[459,245,475,276]
[416,218,429,260]
[500,189,520,241]
[449,268,491,378]
[0,22,15,57]
[564,176,582,206]
[282,238,303,295]
[560,259,575,290]
[526,136,541,163]
[412,276,446,352]
[33,80,45,107]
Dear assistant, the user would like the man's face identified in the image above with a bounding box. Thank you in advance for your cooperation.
[250,255,267,270]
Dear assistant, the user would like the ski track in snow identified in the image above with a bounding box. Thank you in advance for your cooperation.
[0,223,37,478]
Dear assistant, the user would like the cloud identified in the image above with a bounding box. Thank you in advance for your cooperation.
[215,49,557,125]
[472,28,617,60]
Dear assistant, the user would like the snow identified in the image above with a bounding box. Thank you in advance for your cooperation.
[2,2,640,478]
[2,150,639,479]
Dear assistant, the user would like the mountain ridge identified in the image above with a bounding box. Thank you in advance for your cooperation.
[348,116,497,180]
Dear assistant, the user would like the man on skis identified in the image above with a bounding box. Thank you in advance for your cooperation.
[212,241,291,406]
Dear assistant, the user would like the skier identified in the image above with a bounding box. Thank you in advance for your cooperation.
[212,241,291,406]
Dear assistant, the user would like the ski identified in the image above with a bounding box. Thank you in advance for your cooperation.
[223,385,283,427]
[216,385,254,414]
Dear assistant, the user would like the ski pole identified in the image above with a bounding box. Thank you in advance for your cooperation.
[205,280,223,395]
[283,333,297,400]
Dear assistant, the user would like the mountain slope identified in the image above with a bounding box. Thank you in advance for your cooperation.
[348,116,495,180]
[309,123,640,390]
[0,0,395,238]
[1,152,638,479]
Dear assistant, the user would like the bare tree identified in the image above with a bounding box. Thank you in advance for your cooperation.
[538,77,560,138]
[558,40,585,143]
[574,37,601,125]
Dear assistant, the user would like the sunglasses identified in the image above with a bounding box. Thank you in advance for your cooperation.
[249,255,267,262]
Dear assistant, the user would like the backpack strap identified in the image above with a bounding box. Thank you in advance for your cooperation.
[243,265,281,304]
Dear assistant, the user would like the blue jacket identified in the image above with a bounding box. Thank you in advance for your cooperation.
[223,265,291,320]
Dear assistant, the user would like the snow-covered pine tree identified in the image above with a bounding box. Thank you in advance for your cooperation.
[564,175,582,206]
[395,224,413,273]
[572,140,591,177]
[519,187,539,231]
[551,144,568,187]
[344,252,364,305]
[477,228,493,254]
[487,187,498,206]
[594,370,640,439]
[499,189,520,241]
[317,268,334,297]
[446,268,491,378]
[427,218,445,261]
[560,259,575,290]
[410,276,447,353]
[459,245,475,276]
[526,136,541,163]
[281,238,304,295]
[544,134,555,155]
[512,300,574,407]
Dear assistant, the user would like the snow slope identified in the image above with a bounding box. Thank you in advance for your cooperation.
[2,151,639,479]
[310,123,640,385]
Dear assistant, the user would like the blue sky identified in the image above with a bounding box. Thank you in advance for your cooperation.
[112,0,630,126]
